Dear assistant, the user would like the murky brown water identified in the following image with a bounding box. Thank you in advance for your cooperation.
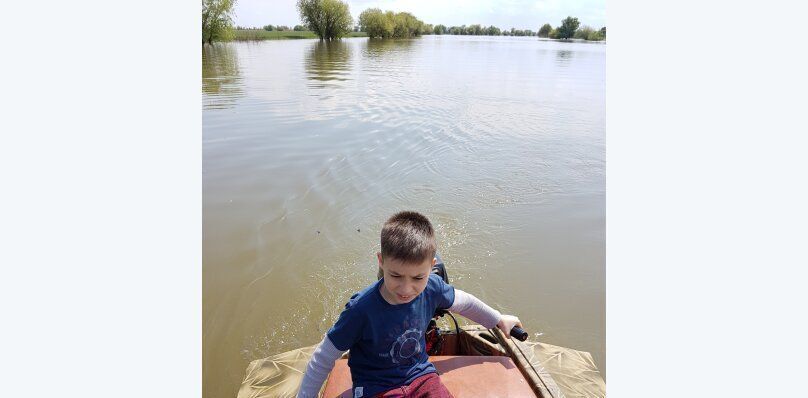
[203,36,604,398]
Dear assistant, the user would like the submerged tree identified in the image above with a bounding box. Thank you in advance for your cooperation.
[556,16,580,39]
[359,8,393,38]
[395,12,424,37]
[583,27,605,41]
[297,0,353,40]
[575,25,595,40]
[359,8,426,39]
[202,0,237,44]
[538,23,552,38]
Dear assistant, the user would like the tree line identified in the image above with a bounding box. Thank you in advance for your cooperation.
[235,25,307,32]
[537,17,605,40]
[202,0,605,43]
[434,25,530,36]
[434,17,604,41]
[297,1,605,41]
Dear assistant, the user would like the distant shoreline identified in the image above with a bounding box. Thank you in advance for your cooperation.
[233,30,367,40]
[231,29,604,43]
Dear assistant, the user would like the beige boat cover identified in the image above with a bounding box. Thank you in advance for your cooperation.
[237,341,604,398]
[238,345,320,398]
[518,340,605,398]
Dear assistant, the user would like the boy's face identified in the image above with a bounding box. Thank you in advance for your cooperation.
[377,253,436,305]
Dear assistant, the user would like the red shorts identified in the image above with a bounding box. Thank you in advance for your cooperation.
[374,373,454,398]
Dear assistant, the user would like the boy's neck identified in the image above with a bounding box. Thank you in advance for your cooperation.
[378,280,398,305]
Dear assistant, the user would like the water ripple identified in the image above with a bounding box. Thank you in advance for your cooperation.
[203,36,606,398]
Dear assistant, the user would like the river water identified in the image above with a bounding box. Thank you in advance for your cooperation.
[203,35,604,398]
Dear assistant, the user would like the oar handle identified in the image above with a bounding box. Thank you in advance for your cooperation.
[510,326,529,341]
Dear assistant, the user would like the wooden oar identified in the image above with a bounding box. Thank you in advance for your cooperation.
[492,327,566,398]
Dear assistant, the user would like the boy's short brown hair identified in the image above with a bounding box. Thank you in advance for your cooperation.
[380,211,437,264]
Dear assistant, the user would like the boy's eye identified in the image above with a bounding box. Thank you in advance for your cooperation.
[414,277,425,280]
[390,274,401,278]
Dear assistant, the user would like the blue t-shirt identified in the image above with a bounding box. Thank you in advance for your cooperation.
[326,273,455,397]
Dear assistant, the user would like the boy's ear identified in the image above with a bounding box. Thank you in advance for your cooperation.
[377,252,383,267]
[432,257,437,266]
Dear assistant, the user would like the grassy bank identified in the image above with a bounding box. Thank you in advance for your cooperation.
[233,30,368,40]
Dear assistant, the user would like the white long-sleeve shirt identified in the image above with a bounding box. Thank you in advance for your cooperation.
[295,289,501,398]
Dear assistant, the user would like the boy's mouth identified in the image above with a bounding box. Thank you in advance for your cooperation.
[397,294,412,301]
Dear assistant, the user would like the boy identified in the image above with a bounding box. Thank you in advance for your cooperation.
[297,211,522,398]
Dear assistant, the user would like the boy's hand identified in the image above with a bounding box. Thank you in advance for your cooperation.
[496,314,523,339]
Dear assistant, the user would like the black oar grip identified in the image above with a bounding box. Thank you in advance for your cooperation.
[510,326,528,341]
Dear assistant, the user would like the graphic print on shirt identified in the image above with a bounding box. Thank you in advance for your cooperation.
[389,328,422,364]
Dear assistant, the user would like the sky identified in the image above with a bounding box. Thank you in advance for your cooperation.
[233,0,606,31]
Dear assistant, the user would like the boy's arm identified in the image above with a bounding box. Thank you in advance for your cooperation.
[448,289,522,337]
[296,335,346,398]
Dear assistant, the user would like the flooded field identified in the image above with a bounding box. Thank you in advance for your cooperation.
[203,35,604,398]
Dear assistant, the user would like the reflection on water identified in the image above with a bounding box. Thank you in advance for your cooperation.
[305,40,352,87]
[364,38,416,56]
[556,50,573,66]
[203,36,605,398]
[202,43,242,109]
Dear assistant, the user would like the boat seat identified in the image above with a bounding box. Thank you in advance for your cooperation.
[321,355,536,397]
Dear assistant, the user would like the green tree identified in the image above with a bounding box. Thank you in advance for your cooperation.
[434,24,446,35]
[575,25,594,39]
[263,24,274,31]
[293,24,306,31]
[599,26,606,38]
[548,28,559,39]
[359,8,393,38]
[538,23,552,37]
[359,8,426,39]
[297,0,353,40]
[556,16,580,39]
[394,12,423,37]
[202,0,237,45]
[586,30,604,41]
